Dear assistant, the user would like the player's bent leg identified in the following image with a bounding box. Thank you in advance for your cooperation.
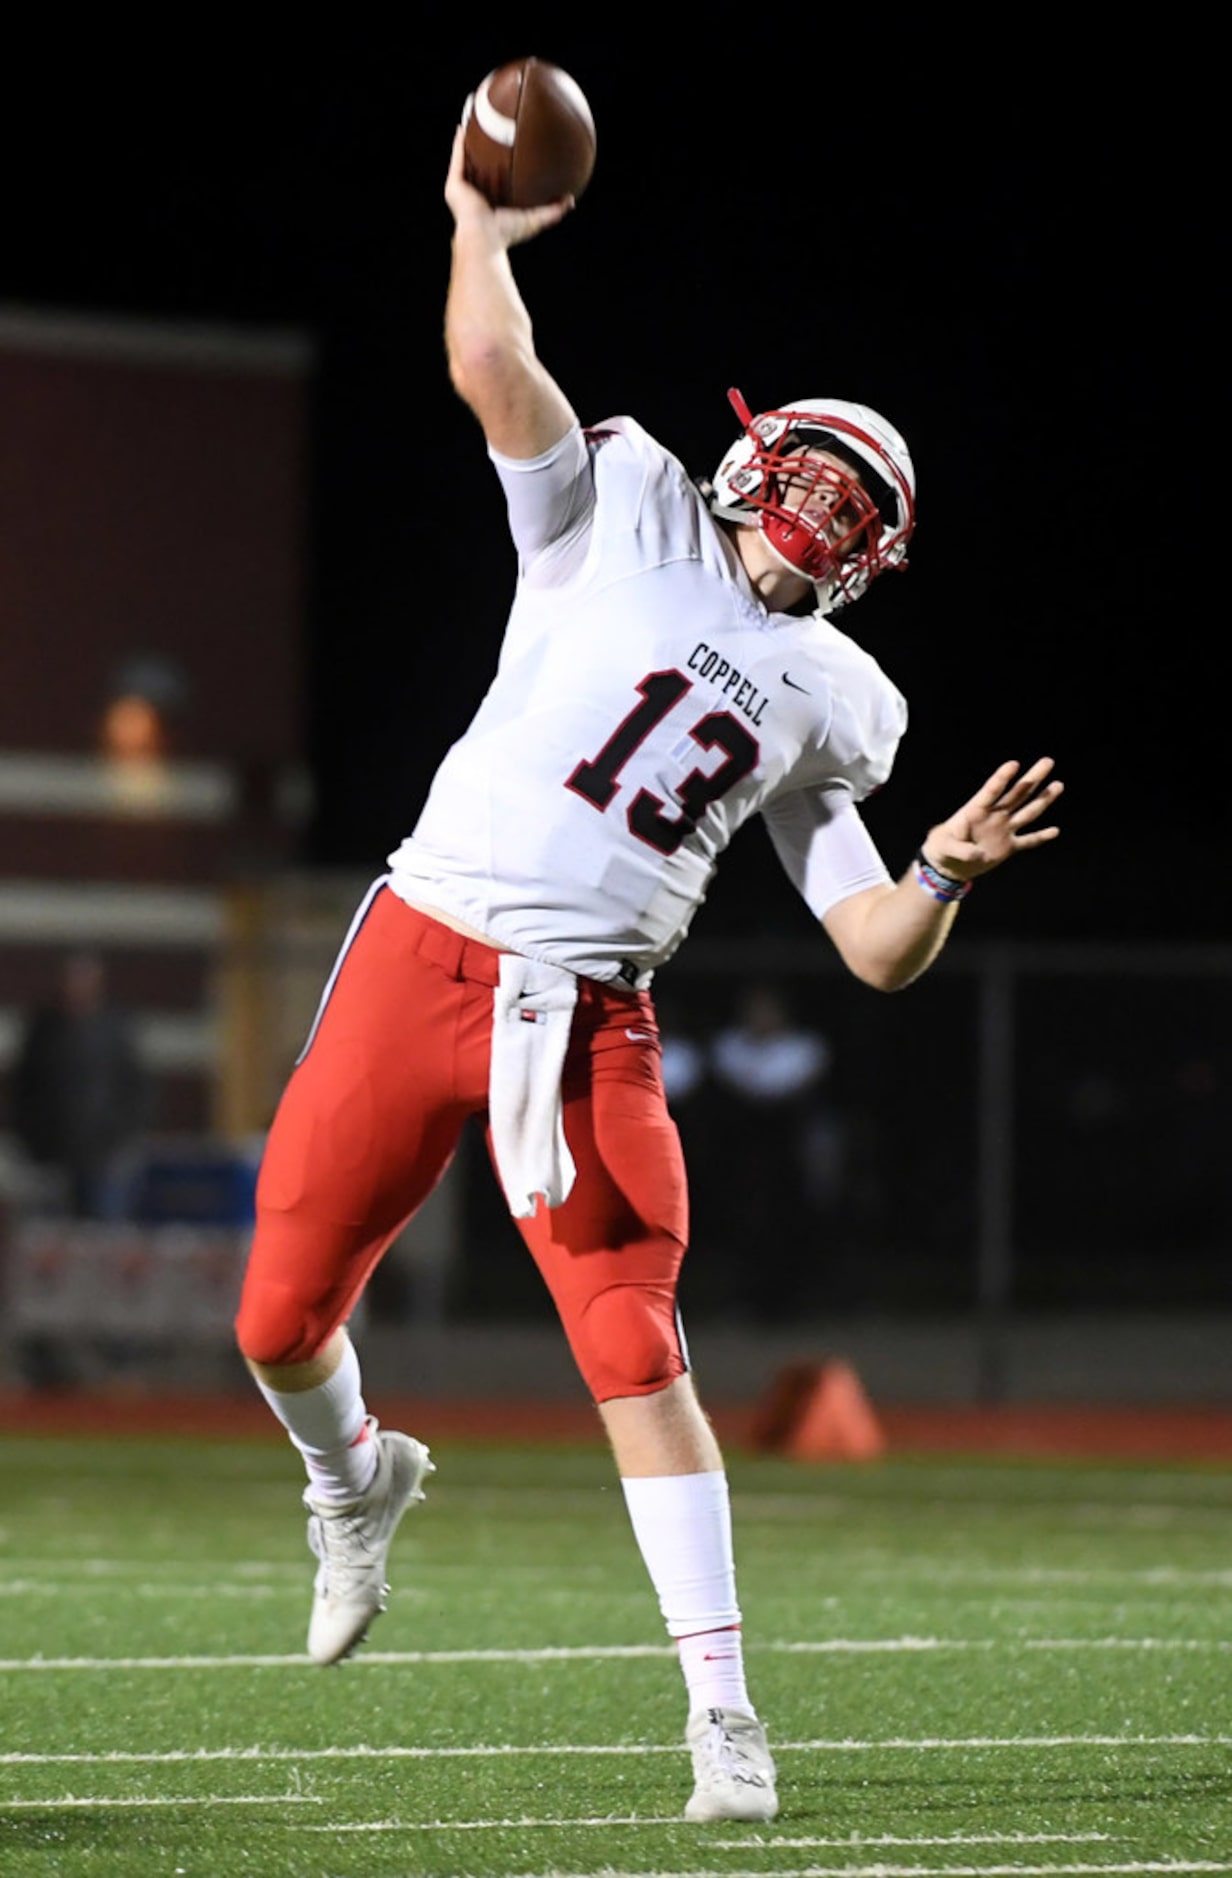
[239,1316,438,1665]
[237,880,481,1370]
[237,1128,454,1662]
[302,1422,435,1665]
[249,1320,437,1666]
[235,1325,435,1663]
[237,1055,462,1660]
[238,890,511,1664]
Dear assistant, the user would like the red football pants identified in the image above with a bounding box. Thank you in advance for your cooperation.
[235,885,690,1402]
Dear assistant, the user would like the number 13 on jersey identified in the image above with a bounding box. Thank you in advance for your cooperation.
[566,669,759,857]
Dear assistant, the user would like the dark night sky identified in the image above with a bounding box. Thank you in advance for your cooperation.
[3,31,1212,945]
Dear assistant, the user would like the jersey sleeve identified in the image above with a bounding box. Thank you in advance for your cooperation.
[761,788,893,921]
[809,627,909,803]
[489,423,595,565]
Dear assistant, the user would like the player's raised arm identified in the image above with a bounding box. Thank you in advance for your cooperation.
[822,757,1064,992]
[443,125,578,460]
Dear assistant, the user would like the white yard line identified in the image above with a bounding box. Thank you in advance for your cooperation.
[0,1648,680,1670]
[844,1567,1232,1588]
[0,1793,320,1809]
[295,1821,1112,1841]
[3,1734,1230,1766]
[0,1559,304,1578]
[299,1813,683,1832]
[435,1865,1232,1878]
[713,1834,1116,1848]
[772,1638,1232,1654]
[0,1786,1218,1877]
[2,1556,1230,1586]
[1,1637,1228,1671]
[0,1581,281,1599]
[446,1866,1232,1877]
[735,1503,1232,1534]
[345,1863,1232,1877]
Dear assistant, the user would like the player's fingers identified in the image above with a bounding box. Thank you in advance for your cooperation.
[498,197,573,243]
[991,756,1058,814]
[1016,756,1057,793]
[961,760,1021,817]
[981,758,1022,797]
[1010,779,1064,826]
[445,124,485,210]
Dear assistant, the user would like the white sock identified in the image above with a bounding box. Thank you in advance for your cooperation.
[253,1336,377,1505]
[621,1470,753,1716]
[676,1624,750,1713]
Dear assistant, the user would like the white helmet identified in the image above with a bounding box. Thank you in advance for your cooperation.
[708,388,916,611]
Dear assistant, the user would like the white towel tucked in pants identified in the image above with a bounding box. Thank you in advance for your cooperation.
[488,954,579,1219]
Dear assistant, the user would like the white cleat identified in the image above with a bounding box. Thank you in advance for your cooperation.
[684,1705,778,1823]
[303,1420,434,1665]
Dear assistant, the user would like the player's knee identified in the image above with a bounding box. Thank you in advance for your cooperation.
[235,1280,331,1368]
[577,1283,679,1395]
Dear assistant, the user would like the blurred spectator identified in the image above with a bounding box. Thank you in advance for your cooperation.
[711,982,832,1109]
[653,996,723,1287]
[706,982,844,1319]
[655,995,709,1108]
[11,951,153,1221]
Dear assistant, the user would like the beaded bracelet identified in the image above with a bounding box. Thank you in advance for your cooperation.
[914,848,972,903]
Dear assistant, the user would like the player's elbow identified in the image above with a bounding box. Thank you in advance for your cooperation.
[827,919,932,992]
[823,886,942,994]
[823,886,912,992]
[845,954,922,994]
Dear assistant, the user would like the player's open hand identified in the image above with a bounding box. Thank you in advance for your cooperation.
[445,125,573,249]
[921,757,1063,881]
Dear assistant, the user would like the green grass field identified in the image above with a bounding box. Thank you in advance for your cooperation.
[1,1427,1229,1877]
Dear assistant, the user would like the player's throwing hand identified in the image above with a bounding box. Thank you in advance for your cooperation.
[445,124,573,249]
[920,757,1063,881]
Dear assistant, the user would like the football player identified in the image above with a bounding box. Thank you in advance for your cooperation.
[234,123,1063,1824]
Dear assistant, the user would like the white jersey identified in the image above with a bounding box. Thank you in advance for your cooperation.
[388,416,906,989]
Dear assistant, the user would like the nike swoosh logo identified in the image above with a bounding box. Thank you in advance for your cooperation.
[782,672,810,692]
[626,1029,653,1042]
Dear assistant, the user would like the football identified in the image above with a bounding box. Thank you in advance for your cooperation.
[462,57,596,209]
